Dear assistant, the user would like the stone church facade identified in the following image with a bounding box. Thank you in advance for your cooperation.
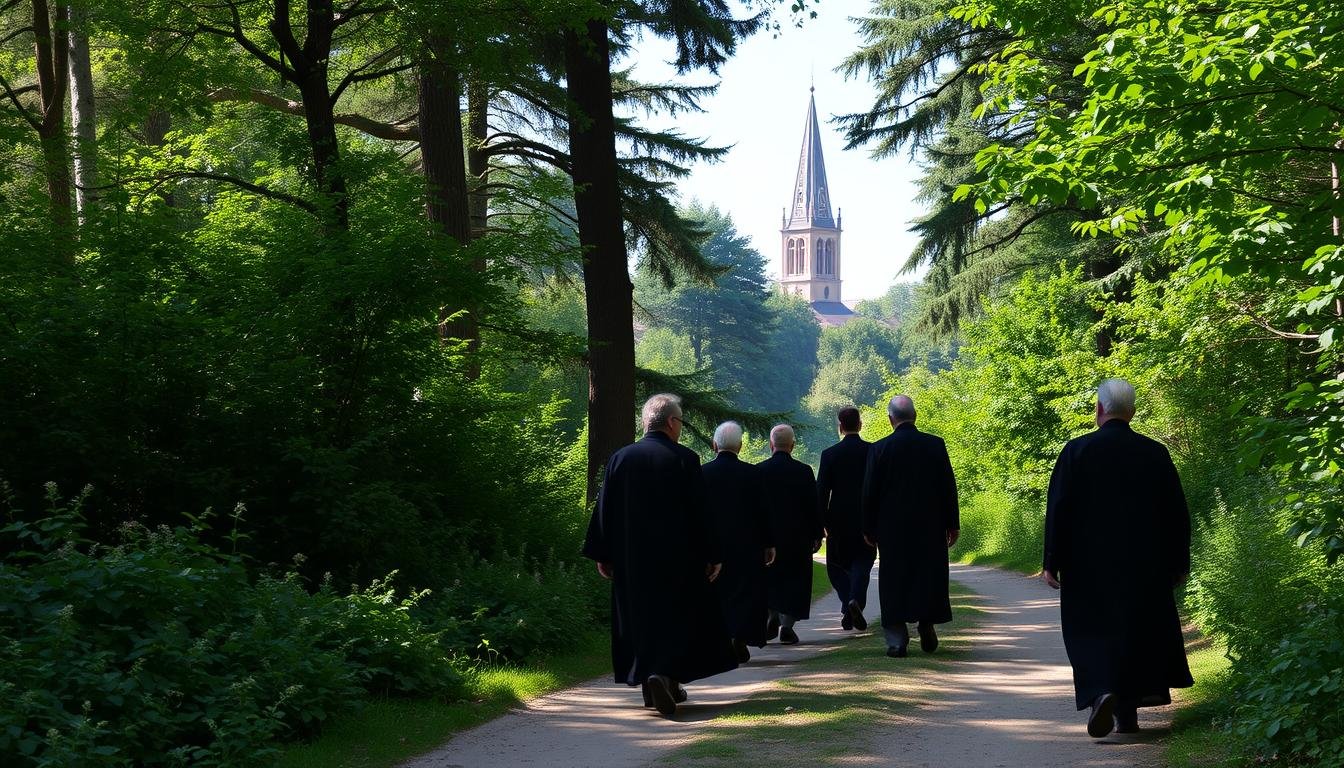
[778,90,856,328]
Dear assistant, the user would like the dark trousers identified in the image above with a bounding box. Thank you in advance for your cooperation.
[827,553,876,611]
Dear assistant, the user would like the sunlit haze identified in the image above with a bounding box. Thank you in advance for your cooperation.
[628,4,927,302]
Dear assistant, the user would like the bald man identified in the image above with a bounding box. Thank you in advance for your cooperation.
[757,424,821,645]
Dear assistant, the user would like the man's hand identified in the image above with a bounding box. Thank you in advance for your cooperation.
[706,563,722,583]
[764,547,776,566]
[1042,570,1061,590]
[812,539,823,554]
[946,529,960,549]
[597,562,614,580]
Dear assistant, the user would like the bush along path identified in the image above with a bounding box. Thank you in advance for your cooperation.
[403,564,1186,767]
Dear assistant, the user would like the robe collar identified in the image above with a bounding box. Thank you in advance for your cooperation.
[894,422,918,432]
[715,451,741,462]
[841,432,862,441]
[1099,419,1132,431]
[644,430,676,443]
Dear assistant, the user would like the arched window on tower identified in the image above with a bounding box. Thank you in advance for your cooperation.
[825,239,835,274]
[799,239,807,273]
[786,239,796,275]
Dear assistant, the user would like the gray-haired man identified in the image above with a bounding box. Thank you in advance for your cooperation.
[582,394,737,716]
[1044,378,1193,737]
[757,424,821,645]
[861,395,960,658]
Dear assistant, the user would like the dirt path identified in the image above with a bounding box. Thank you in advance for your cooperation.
[403,564,1173,767]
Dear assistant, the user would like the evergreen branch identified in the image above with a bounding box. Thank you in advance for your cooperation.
[207,87,418,140]
[133,170,319,215]
[330,46,406,104]
[0,71,41,131]
[1,25,33,45]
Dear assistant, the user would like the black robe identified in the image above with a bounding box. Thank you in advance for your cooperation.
[582,431,738,685]
[861,423,960,626]
[1045,419,1194,710]
[703,451,772,647]
[758,451,820,619]
[818,434,875,570]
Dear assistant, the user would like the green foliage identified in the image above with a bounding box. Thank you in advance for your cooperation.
[1233,608,1344,765]
[954,0,1344,562]
[0,490,462,768]
[419,550,605,664]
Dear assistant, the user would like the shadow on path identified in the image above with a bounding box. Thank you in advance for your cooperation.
[402,564,1173,768]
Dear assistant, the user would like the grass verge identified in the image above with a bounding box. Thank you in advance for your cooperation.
[282,562,830,768]
[1166,637,1240,768]
[277,631,609,768]
[658,580,984,767]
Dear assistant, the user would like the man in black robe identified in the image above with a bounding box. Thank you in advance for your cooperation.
[703,421,775,663]
[817,406,876,632]
[862,395,960,658]
[582,393,738,717]
[757,424,821,645]
[1043,378,1193,738]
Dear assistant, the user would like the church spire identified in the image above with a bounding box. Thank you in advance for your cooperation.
[785,90,836,230]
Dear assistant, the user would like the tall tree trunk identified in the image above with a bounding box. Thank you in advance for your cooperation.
[269,0,347,230]
[1088,246,1121,357]
[67,2,97,222]
[143,108,174,207]
[296,72,348,230]
[565,17,637,504]
[32,0,74,254]
[467,79,489,238]
[418,44,480,378]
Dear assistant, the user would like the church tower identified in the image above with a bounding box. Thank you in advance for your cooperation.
[780,89,845,309]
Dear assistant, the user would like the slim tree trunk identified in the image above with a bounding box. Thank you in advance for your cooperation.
[565,17,637,504]
[143,108,174,207]
[467,78,490,238]
[32,0,74,253]
[418,44,480,378]
[67,2,97,222]
[296,72,348,229]
[269,0,347,230]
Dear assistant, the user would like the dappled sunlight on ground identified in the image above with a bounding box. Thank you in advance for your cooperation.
[403,564,1177,768]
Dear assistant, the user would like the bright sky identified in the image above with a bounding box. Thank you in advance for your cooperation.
[627,5,927,302]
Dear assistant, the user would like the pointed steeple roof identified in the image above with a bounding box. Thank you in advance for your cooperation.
[785,89,836,230]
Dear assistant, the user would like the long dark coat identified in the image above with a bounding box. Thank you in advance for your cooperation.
[758,451,820,618]
[1045,419,1194,710]
[703,451,772,647]
[582,431,738,685]
[818,434,876,570]
[861,423,960,626]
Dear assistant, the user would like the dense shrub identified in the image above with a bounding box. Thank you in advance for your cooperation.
[950,489,1044,573]
[1231,608,1344,765]
[0,490,462,767]
[421,549,606,663]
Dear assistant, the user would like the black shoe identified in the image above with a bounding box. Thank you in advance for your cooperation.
[841,611,853,631]
[732,639,751,664]
[1115,703,1139,733]
[779,626,800,645]
[886,645,907,658]
[765,614,780,642]
[642,681,653,708]
[1088,693,1116,738]
[917,621,938,653]
[847,600,868,632]
[646,674,677,716]
[674,684,688,704]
